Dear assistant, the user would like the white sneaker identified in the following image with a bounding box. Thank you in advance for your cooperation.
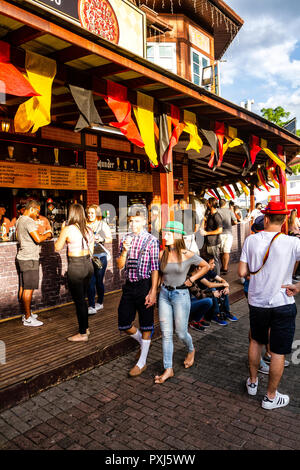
[246,377,258,396]
[23,317,43,327]
[262,391,290,410]
[95,303,103,310]
[258,359,269,375]
[88,307,97,315]
[22,312,38,321]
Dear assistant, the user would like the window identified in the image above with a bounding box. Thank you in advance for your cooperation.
[191,48,209,88]
[146,43,177,74]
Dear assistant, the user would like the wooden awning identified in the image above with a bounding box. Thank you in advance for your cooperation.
[0,0,299,194]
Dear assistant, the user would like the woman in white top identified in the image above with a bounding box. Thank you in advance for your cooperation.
[86,205,112,314]
[55,204,94,342]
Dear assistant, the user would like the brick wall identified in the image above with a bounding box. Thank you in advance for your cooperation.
[0,238,125,320]
[85,150,99,205]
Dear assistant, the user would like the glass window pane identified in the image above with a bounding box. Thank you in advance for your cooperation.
[194,74,200,85]
[147,46,154,58]
[159,45,173,58]
[202,58,208,67]
[192,52,199,65]
[193,63,200,75]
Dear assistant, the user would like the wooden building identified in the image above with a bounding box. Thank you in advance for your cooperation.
[0,0,299,319]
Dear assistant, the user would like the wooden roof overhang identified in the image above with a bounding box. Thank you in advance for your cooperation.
[0,0,300,195]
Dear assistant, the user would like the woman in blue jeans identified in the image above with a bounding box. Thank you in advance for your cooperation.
[154,221,209,384]
[86,205,112,314]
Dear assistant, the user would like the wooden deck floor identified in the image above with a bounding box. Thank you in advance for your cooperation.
[0,263,244,412]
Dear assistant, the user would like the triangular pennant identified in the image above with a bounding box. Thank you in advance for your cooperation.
[239,180,250,196]
[223,126,244,155]
[69,84,103,132]
[159,113,171,171]
[134,92,158,167]
[260,138,286,171]
[232,183,241,197]
[163,104,185,169]
[183,110,203,153]
[0,41,39,98]
[14,51,56,133]
[215,121,225,166]
[199,128,219,169]
[250,135,261,165]
[225,185,235,199]
[104,80,144,147]
[219,187,231,200]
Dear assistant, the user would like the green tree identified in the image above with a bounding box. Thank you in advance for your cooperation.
[260,106,291,126]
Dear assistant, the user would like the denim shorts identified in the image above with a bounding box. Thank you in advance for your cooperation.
[249,303,297,355]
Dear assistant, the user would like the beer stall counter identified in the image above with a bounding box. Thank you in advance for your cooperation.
[0,144,155,320]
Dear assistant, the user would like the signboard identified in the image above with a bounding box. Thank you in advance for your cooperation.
[189,25,210,55]
[98,170,153,192]
[26,0,146,57]
[0,161,87,190]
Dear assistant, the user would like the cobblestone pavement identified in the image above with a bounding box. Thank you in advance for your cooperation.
[0,296,300,451]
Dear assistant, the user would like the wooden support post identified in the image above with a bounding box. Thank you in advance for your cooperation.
[278,145,288,234]
[183,155,189,202]
[250,184,255,212]
[160,159,175,247]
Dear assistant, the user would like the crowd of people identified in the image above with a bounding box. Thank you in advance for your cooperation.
[8,195,300,410]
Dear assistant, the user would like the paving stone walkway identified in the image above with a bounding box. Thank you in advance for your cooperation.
[0,296,299,451]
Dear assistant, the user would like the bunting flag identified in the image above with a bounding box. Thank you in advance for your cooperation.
[162,104,185,170]
[250,135,261,165]
[232,182,241,197]
[257,168,270,192]
[14,51,56,133]
[103,80,144,147]
[219,187,231,200]
[212,187,221,200]
[69,84,103,132]
[0,41,39,98]
[239,180,250,196]
[261,166,274,188]
[134,92,158,167]
[276,145,287,185]
[242,142,252,175]
[183,110,203,153]
[225,185,235,199]
[159,113,172,171]
[207,189,219,199]
[199,128,219,168]
[223,126,243,155]
[215,121,225,166]
[267,169,279,189]
[260,138,286,171]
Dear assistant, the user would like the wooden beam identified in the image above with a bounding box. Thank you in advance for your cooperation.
[2,24,43,46]
[49,45,91,63]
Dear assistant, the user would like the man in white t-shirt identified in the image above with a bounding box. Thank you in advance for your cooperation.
[238,201,300,410]
[249,202,263,222]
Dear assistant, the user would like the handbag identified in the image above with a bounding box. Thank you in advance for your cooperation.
[75,224,103,270]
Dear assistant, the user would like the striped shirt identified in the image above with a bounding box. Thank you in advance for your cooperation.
[119,230,160,282]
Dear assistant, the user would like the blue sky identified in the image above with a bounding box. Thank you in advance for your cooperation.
[221,0,300,127]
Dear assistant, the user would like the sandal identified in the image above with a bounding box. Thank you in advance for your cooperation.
[154,369,174,384]
[184,349,195,369]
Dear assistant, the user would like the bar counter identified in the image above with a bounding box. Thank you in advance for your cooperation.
[0,237,124,321]
[0,222,250,321]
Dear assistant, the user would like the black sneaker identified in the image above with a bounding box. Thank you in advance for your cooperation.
[189,321,205,332]
[199,319,210,328]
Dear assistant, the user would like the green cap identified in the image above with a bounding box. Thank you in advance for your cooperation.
[162,221,186,235]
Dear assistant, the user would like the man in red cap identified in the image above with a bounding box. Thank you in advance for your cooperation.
[239,201,300,410]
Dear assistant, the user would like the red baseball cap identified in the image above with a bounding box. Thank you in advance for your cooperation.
[261,202,290,215]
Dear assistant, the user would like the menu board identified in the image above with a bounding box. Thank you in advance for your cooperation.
[0,161,87,190]
[98,170,153,192]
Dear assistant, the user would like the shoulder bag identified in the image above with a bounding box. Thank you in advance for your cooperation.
[249,232,281,276]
